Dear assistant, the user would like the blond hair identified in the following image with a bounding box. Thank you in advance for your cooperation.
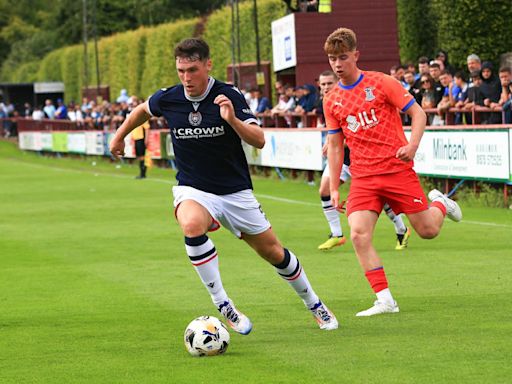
[324,28,357,55]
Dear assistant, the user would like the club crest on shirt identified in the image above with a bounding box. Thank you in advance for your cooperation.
[364,87,376,101]
[188,111,202,126]
[346,115,360,133]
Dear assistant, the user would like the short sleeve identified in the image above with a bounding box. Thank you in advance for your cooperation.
[226,86,259,125]
[147,89,165,117]
[382,74,416,112]
[323,95,342,134]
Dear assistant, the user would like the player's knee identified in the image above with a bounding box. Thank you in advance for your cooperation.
[350,228,371,247]
[180,219,207,237]
[416,224,439,239]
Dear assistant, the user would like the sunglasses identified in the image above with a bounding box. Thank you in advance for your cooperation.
[421,80,430,84]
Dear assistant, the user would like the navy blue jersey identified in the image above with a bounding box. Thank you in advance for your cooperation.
[148,77,259,195]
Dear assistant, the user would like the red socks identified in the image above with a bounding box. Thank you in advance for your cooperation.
[431,201,447,216]
[365,267,388,293]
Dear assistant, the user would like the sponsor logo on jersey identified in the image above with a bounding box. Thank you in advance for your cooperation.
[188,111,202,126]
[364,87,376,101]
[346,109,379,132]
[334,100,343,107]
[346,115,360,132]
[242,108,253,115]
[173,126,225,139]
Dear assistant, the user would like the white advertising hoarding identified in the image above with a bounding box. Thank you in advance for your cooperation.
[67,132,86,153]
[244,130,323,170]
[406,130,510,181]
[271,14,297,72]
[18,132,34,150]
[85,131,105,155]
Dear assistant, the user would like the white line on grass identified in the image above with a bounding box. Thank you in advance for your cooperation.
[6,158,175,185]
[7,158,511,228]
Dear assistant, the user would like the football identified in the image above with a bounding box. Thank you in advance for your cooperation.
[184,316,230,357]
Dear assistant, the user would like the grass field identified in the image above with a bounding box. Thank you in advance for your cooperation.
[1,140,511,384]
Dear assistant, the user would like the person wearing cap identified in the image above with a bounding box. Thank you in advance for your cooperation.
[55,99,68,120]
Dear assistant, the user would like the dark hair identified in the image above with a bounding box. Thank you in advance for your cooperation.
[430,63,441,70]
[174,38,210,61]
[470,70,481,79]
[454,71,467,82]
[418,56,430,65]
[499,66,511,74]
[440,69,451,76]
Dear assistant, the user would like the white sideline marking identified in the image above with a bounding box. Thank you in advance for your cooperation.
[255,194,318,207]
[6,159,174,185]
[5,158,511,229]
[460,220,512,228]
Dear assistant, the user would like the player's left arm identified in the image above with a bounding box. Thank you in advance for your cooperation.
[382,74,427,162]
[397,102,426,161]
[214,93,265,149]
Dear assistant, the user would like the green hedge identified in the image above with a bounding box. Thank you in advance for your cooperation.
[5,0,285,102]
[140,19,198,98]
[433,0,512,70]
[396,0,437,64]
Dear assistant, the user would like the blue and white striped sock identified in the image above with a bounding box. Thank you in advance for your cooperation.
[185,234,228,307]
[273,248,319,308]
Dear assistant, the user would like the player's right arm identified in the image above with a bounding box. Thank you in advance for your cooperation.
[110,102,151,158]
[324,97,345,209]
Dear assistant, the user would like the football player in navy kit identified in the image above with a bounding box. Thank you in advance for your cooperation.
[110,38,338,333]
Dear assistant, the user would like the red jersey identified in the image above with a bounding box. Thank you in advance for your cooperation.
[324,71,415,178]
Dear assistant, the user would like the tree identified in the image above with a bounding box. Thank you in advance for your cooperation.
[432,0,512,70]
[396,0,437,64]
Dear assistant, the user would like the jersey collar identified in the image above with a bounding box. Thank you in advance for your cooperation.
[338,72,364,90]
[184,77,216,102]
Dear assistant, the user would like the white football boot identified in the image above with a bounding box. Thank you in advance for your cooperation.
[218,299,253,335]
[310,301,339,330]
[356,300,400,317]
[428,189,462,222]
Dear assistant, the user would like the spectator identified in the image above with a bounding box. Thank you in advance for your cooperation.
[32,105,45,120]
[480,61,502,106]
[405,62,420,81]
[248,88,271,114]
[43,99,56,119]
[68,104,84,126]
[429,62,442,83]
[453,71,470,124]
[491,67,511,111]
[116,89,130,103]
[464,71,485,115]
[436,70,459,125]
[419,73,438,120]
[403,70,416,91]
[81,97,91,113]
[480,61,502,123]
[23,102,32,117]
[390,65,405,84]
[502,82,512,123]
[413,56,430,90]
[295,84,318,114]
[54,99,68,120]
[435,50,456,75]
[467,54,482,86]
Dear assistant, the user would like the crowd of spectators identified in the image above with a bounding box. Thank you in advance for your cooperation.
[1,50,511,137]
[390,51,512,125]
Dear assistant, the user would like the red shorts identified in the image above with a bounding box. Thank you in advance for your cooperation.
[346,168,429,216]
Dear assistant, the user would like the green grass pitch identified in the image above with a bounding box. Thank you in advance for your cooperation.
[1,140,511,383]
